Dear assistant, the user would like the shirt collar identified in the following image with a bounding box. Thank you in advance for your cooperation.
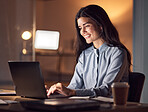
[93,42,108,57]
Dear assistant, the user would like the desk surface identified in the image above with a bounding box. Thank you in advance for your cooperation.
[0,95,148,112]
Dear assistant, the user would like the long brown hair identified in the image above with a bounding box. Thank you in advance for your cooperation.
[75,5,131,71]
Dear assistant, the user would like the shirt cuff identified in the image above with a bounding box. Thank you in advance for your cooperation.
[75,88,97,97]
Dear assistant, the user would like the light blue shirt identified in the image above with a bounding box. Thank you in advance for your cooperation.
[67,43,129,97]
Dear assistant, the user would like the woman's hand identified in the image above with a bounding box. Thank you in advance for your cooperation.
[47,83,76,97]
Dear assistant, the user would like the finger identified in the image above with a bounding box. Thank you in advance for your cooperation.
[45,84,47,89]
[47,85,57,96]
[47,88,54,96]
[54,84,68,96]
[45,85,49,93]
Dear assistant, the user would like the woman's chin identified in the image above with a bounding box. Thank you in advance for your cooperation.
[85,40,92,44]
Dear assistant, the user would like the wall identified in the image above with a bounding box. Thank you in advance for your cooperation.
[0,0,133,89]
[36,0,133,54]
[0,0,33,89]
[133,0,148,103]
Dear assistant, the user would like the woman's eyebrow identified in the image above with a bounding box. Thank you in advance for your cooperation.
[83,22,91,26]
[78,22,92,27]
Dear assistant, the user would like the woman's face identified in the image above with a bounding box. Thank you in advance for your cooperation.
[77,17,101,44]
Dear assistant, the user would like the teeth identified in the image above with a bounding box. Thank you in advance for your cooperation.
[84,35,90,38]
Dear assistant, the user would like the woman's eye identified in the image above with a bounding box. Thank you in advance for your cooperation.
[85,24,91,27]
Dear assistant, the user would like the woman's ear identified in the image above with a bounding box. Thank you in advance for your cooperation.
[99,26,103,37]
[100,26,103,32]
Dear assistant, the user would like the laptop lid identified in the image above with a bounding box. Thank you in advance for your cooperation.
[8,61,47,99]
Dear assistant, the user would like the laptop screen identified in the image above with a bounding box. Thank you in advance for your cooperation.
[8,61,47,99]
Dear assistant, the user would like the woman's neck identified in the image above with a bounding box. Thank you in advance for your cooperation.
[93,38,105,49]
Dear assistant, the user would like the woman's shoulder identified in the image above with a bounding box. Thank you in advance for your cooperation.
[107,44,124,52]
[78,46,93,60]
[82,45,94,54]
[81,44,124,55]
[106,45,127,57]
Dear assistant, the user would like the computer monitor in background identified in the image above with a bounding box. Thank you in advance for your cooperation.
[35,30,60,50]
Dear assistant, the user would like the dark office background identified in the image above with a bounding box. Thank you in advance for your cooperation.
[0,0,147,103]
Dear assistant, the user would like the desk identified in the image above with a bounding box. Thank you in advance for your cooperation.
[0,95,148,112]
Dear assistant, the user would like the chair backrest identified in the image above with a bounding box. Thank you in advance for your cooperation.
[128,72,145,102]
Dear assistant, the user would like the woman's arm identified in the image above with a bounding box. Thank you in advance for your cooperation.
[47,53,84,97]
[73,49,128,97]
[47,83,76,96]
[47,49,128,97]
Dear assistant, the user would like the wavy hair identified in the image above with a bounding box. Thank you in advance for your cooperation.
[75,5,131,71]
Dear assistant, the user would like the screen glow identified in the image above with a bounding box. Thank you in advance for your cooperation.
[35,30,60,50]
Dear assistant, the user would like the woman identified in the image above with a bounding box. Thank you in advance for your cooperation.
[47,5,131,97]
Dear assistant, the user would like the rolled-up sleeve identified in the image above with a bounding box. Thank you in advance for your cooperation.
[91,49,126,97]
[67,54,84,89]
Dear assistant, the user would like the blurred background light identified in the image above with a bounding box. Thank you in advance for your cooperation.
[35,30,60,50]
[22,31,32,40]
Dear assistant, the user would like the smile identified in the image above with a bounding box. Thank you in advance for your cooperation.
[84,35,90,39]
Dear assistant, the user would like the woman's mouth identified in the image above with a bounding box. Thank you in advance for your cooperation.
[84,35,91,39]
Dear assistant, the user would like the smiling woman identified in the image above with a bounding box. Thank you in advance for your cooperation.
[0,0,133,93]
[77,17,104,48]
[35,0,133,85]
[47,4,132,97]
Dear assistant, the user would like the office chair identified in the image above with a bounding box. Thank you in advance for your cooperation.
[128,72,145,102]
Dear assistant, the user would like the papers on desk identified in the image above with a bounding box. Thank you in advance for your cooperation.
[0,89,16,96]
[0,99,8,105]
[92,96,113,103]
[69,96,90,100]
[4,100,18,104]
[69,96,113,103]
[69,96,113,109]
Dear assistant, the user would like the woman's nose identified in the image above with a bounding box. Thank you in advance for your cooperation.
[81,27,86,34]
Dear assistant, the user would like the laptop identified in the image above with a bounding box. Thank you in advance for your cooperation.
[8,61,48,99]
[8,61,100,111]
